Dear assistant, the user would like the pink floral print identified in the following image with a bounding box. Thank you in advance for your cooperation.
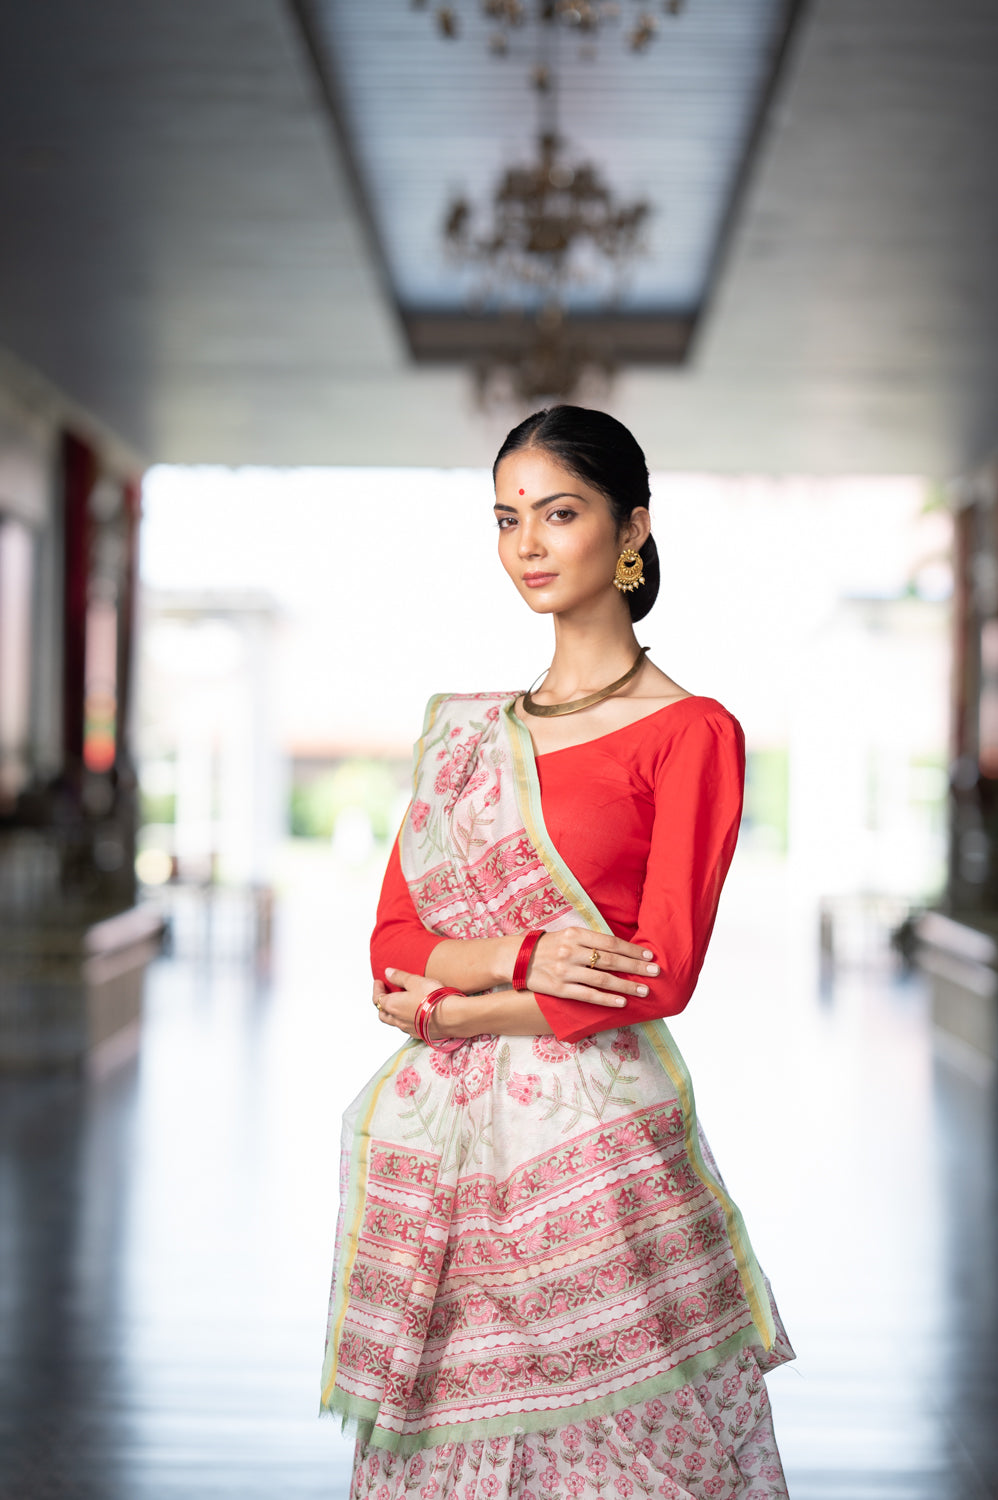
[350,1346,788,1499]
[611,1031,641,1061]
[506,1072,543,1106]
[395,1065,422,1099]
[531,1036,576,1064]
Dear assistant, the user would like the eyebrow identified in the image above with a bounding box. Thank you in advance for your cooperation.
[493,491,588,513]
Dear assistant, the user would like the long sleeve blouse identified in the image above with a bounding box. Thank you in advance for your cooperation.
[369,696,745,1044]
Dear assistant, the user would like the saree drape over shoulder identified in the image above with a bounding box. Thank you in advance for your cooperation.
[320,693,794,1500]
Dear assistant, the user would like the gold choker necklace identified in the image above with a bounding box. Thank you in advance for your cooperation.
[522,646,649,718]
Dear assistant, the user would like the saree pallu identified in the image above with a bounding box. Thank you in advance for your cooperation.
[321,693,794,1498]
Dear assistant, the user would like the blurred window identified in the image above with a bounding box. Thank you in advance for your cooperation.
[0,514,34,807]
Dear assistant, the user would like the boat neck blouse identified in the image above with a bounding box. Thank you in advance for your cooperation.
[370,695,746,1043]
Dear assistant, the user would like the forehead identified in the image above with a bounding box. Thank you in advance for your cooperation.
[494,446,589,495]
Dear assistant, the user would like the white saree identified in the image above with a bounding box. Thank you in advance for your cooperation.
[321,693,794,1498]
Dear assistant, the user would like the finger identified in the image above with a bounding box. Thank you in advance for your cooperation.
[575,967,650,999]
[384,967,412,985]
[582,939,658,975]
[562,984,632,1009]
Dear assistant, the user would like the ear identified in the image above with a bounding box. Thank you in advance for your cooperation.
[622,506,652,551]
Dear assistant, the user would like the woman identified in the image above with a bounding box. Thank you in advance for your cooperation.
[320,406,794,1499]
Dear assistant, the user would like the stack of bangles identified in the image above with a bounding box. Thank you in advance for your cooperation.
[512,929,544,992]
[413,932,544,1053]
[413,987,466,1053]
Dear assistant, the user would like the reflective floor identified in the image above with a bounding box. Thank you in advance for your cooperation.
[1,846,995,1499]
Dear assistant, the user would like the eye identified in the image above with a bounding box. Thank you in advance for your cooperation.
[495,515,516,530]
[548,508,576,523]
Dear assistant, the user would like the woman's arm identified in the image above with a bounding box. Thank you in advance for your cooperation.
[374,710,742,1043]
[531,709,746,1043]
[372,832,657,1004]
[375,971,554,1039]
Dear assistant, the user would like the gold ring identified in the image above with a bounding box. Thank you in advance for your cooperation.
[589,949,600,969]
[375,999,383,1012]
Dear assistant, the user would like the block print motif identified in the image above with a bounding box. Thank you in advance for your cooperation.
[328,1027,787,1445]
[350,1344,789,1499]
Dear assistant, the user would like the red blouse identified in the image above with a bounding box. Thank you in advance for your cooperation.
[369,696,745,1044]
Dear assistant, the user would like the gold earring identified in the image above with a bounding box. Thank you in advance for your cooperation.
[613,548,644,593]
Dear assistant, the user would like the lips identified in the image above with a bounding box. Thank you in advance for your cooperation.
[523,572,557,587]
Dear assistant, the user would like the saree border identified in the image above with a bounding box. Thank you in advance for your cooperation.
[320,1040,418,1409]
[412,691,450,786]
[323,1324,765,1456]
[501,699,776,1353]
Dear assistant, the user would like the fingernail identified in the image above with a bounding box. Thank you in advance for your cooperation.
[612,999,626,1007]
[637,985,649,996]
[384,968,395,978]
[642,950,653,960]
[646,964,659,975]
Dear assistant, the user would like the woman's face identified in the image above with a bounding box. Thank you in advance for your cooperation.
[493,446,649,617]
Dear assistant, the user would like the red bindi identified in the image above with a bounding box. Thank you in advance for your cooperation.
[519,488,525,495]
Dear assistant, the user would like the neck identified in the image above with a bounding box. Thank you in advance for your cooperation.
[536,607,641,702]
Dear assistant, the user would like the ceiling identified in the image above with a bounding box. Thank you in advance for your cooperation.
[1,0,998,476]
[305,0,791,316]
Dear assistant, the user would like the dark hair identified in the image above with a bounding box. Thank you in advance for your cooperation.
[492,405,660,623]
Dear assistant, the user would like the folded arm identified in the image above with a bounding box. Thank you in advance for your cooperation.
[375,971,553,1039]
[372,708,743,1044]
[371,834,656,1010]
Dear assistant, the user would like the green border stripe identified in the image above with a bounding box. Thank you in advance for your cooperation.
[642,1021,775,1350]
[412,693,448,784]
[322,1323,765,1457]
[320,1041,417,1406]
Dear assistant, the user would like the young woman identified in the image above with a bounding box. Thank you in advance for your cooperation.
[320,407,794,1499]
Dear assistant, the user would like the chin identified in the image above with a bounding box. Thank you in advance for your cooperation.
[518,587,561,614]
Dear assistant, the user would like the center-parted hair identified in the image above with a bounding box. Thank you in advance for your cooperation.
[492,405,660,623]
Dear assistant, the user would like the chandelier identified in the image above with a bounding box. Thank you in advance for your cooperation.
[444,131,648,302]
[429,0,655,401]
[417,0,685,58]
[472,303,615,406]
[444,130,648,403]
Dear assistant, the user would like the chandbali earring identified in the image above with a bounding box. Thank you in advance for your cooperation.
[613,547,645,593]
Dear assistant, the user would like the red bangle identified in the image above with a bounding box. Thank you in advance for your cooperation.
[414,986,465,1053]
[512,930,544,991]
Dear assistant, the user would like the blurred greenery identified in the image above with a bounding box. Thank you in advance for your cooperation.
[140,790,176,826]
[290,758,401,841]
[743,748,789,852]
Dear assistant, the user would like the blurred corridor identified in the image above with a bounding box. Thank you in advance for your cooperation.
[2,847,995,1499]
[4,4,998,1497]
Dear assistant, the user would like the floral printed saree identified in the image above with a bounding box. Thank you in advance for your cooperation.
[320,693,794,1498]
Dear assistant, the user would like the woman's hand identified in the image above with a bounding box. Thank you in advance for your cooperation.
[372,969,448,1040]
[525,928,659,1007]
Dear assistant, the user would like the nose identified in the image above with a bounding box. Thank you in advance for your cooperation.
[517,517,544,560]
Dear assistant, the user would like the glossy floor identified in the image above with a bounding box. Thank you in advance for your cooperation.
[1,847,995,1499]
